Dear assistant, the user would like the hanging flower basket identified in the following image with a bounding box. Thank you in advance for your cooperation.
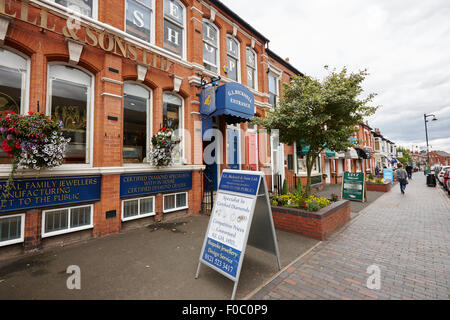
[0,111,70,193]
[148,127,181,167]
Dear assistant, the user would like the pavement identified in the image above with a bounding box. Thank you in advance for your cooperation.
[247,172,450,300]
[0,214,318,300]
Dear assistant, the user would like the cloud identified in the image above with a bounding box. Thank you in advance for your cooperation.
[223,0,450,152]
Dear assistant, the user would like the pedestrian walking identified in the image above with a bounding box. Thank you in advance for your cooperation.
[397,163,408,194]
[406,164,413,179]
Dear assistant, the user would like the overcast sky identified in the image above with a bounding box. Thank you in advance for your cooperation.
[224,0,450,153]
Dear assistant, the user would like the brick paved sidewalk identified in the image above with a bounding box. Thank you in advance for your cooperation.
[248,173,450,300]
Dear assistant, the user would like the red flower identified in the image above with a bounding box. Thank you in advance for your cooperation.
[28,111,34,115]
[161,127,166,132]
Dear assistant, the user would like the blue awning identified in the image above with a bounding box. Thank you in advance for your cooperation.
[212,82,255,124]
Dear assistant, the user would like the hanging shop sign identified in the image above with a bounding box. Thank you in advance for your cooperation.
[341,172,366,202]
[196,170,281,300]
[214,83,255,120]
[0,0,173,73]
[0,175,101,213]
[120,171,192,198]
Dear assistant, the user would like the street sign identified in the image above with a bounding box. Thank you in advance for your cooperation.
[383,168,394,184]
[341,172,366,202]
[195,170,281,300]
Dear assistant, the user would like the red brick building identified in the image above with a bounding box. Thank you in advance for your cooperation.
[0,0,282,257]
[429,150,450,166]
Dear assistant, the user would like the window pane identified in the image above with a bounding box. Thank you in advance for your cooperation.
[124,200,139,218]
[55,0,93,17]
[123,92,147,163]
[227,56,238,81]
[51,79,88,164]
[247,68,255,89]
[126,0,151,43]
[163,94,181,131]
[164,195,175,210]
[269,93,277,107]
[71,206,91,228]
[0,67,24,162]
[227,38,238,57]
[246,49,255,68]
[268,74,277,94]
[163,20,183,56]
[203,22,217,44]
[140,197,154,215]
[164,0,183,23]
[203,43,217,66]
[176,193,186,208]
[45,210,69,233]
[0,216,21,242]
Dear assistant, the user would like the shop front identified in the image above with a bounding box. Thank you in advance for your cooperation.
[0,0,207,255]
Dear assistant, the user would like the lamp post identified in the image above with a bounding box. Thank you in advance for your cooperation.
[424,113,437,167]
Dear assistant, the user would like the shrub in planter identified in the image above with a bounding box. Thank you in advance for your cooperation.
[0,111,70,193]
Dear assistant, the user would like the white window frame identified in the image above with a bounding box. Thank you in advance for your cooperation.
[246,47,258,91]
[121,196,156,221]
[163,0,187,59]
[267,70,280,109]
[0,46,30,115]
[50,0,99,20]
[41,204,94,238]
[124,0,156,45]
[226,35,240,82]
[163,191,188,213]
[162,92,185,164]
[202,20,220,74]
[123,82,153,164]
[0,213,25,247]
[46,63,95,167]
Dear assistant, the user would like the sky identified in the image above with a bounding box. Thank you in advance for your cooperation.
[224,0,450,153]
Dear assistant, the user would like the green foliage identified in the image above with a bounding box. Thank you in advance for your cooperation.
[253,66,378,195]
[270,193,331,212]
[281,179,289,195]
[396,146,412,167]
[368,173,374,181]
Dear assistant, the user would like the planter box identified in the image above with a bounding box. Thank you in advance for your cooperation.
[366,182,391,192]
[271,200,350,240]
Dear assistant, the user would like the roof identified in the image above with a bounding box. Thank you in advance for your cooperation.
[266,48,303,76]
[208,0,269,43]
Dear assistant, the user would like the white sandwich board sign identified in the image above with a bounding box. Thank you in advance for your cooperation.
[195,170,281,300]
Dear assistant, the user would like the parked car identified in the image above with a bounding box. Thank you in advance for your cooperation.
[447,175,450,196]
[443,169,450,191]
[437,166,450,184]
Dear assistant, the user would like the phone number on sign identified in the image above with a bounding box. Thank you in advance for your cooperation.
[204,253,234,274]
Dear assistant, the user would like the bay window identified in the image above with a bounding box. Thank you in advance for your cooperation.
[126,0,154,43]
[163,0,185,58]
[123,83,152,163]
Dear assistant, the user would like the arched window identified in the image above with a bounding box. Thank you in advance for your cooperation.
[125,0,154,44]
[246,47,257,89]
[47,65,93,164]
[163,0,185,58]
[226,36,240,81]
[0,49,29,162]
[123,83,152,163]
[203,21,219,73]
[163,92,183,162]
[52,0,98,19]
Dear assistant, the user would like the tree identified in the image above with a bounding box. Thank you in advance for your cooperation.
[253,67,378,195]
[396,146,412,167]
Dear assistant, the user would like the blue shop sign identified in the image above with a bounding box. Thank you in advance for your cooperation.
[218,171,260,196]
[0,175,101,213]
[120,171,192,198]
[215,82,255,120]
[200,86,216,115]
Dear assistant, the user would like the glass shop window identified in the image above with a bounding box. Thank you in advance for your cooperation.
[48,65,92,164]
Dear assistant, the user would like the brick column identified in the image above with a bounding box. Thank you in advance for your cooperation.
[24,210,41,251]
